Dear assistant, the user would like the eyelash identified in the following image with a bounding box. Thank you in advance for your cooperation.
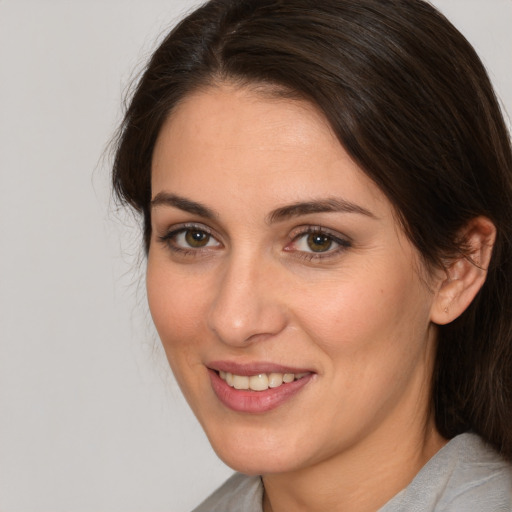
[287,226,352,261]
[157,223,220,257]
[157,224,351,260]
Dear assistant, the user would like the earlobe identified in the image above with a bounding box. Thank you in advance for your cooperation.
[431,216,496,325]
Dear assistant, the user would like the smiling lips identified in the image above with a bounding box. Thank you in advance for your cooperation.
[208,364,314,413]
[219,370,310,391]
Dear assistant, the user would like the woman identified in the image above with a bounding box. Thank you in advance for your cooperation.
[112,0,512,510]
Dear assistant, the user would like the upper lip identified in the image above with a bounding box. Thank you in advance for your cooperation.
[207,360,314,376]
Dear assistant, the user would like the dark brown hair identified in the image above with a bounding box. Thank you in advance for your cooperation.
[112,0,512,458]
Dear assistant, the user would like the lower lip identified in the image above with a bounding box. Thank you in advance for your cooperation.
[208,369,314,413]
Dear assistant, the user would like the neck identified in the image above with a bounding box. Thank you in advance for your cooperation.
[262,412,446,512]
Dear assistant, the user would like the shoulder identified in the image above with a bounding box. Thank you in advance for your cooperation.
[191,472,263,512]
[380,433,512,511]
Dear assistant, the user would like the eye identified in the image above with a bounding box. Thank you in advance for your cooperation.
[300,233,335,253]
[177,228,217,248]
[158,225,221,253]
[286,227,351,258]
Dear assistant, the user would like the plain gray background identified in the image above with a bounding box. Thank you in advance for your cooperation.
[0,1,510,511]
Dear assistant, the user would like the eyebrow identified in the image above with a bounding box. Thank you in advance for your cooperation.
[267,198,376,224]
[150,192,218,219]
[150,192,376,223]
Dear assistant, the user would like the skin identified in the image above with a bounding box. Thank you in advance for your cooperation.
[147,84,449,512]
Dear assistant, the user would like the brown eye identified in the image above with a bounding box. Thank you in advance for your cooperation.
[306,233,333,252]
[185,229,211,247]
[163,227,221,252]
[288,228,351,258]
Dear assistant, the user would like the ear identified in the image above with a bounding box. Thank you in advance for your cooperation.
[431,216,496,325]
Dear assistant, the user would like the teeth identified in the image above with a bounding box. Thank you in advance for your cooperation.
[233,375,249,389]
[249,374,269,391]
[268,372,283,388]
[218,371,309,391]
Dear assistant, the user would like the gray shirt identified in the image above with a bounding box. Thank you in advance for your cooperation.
[192,433,512,511]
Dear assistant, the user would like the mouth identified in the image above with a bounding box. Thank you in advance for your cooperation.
[216,370,310,391]
[207,363,315,413]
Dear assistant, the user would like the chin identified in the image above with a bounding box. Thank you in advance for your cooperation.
[216,448,298,476]
[203,422,309,476]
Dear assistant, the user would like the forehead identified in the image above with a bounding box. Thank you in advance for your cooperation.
[151,84,387,215]
[153,84,337,169]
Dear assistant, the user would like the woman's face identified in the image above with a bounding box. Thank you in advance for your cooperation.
[147,84,441,475]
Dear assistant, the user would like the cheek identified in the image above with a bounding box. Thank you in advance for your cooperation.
[293,265,435,431]
[146,259,209,372]
[293,258,433,362]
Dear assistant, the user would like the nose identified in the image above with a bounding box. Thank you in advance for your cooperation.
[207,254,288,347]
